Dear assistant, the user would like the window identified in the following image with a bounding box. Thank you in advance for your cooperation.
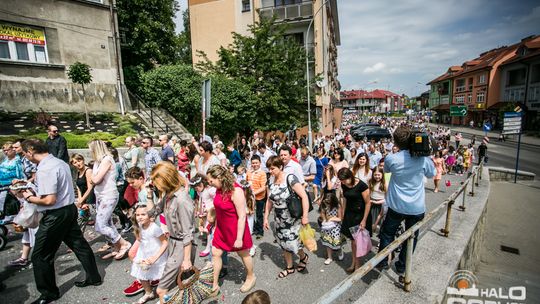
[478,74,486,84]
[468,77,473,90]
[0,41,9,58]
[468,94,472,103]
[531,64,540,84]
[456,79,465,92]
[284,32,304,45]
[34,45,46,62]
[274,0,303,6]
[242,0,250,12]
[455,95,465,104]
[0,23,48,63]
[476,92,485,103]
[15,42,29,60]
[507,68,527,86]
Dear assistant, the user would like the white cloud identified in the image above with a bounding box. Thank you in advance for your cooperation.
[336,0,540,96]
[363,62,386,73]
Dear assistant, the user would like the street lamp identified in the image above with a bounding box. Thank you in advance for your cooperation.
[306,0,332,150]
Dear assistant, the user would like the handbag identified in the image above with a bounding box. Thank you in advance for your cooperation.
[351,226,372,258]
[285,174,313,219]
[169,264,214,304]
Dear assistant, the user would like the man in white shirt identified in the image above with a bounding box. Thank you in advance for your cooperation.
[279,145,305,184]
[339,139,352,164]
[256,142,276,173]
[367,144,382,169]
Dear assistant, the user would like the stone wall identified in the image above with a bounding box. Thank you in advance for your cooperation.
[488,167,536,181]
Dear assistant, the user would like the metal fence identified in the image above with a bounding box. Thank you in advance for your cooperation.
[127,90,181,140]
[316,160,485,303]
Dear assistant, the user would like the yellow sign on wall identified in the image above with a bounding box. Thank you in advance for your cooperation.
[0,23,45,45]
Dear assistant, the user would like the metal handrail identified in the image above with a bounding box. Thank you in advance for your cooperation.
[126,90,182,140]
[316,161,484,303]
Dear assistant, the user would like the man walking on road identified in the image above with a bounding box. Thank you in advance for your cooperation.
[18,139,101,304]
[477,142,488,165]
[377,126,436,275]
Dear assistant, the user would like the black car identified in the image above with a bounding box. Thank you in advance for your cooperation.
[350,122,379,131]
[365,127,392,142]
[351,125,380,139]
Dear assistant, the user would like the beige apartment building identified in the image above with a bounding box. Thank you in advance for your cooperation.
[189,0,340,135]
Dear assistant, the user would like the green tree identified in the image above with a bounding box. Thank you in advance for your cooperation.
[177,9,192,65]
[67,62,92,128]
[140,65,257,143]
[196,17,310,131]
[116,0,181,92]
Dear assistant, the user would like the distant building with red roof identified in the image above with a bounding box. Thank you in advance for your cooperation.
[339,89,401,113]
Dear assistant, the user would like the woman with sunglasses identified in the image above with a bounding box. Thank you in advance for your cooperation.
[337,167,372,273]
[329,148,349,173]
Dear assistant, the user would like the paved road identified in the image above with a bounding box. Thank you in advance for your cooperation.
[453,133,540,178]
[0,173,470,304]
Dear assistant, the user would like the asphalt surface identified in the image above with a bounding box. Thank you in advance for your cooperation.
[0,172,471,304]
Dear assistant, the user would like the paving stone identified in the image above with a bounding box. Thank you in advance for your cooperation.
[77,127,84,130]
[19,129,28,133]
[97,130,103,132]
[66,130,72,132]
[14,124,24,128]
[95,121,101,124]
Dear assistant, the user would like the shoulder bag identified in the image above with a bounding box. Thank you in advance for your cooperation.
[285,174,313,219]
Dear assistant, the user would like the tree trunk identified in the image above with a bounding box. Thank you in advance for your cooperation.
[82,84,90,128]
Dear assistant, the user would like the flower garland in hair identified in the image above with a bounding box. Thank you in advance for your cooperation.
[189,176,203,186]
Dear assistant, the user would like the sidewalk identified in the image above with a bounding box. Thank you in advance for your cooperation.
[429,123,540,147]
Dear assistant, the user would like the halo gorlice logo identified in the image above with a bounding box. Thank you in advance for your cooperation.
[446,270,527,304]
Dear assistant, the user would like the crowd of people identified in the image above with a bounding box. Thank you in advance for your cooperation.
[0,116,489,304]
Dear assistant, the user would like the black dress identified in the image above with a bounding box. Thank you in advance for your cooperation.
[76,168,95,205]
[341,180,372,239]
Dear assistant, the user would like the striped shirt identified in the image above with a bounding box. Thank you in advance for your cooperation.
[247,169,267,200]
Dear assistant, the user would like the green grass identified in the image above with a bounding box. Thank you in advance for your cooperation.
[0,131,137,149]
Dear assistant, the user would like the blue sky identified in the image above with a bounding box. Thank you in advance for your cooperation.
[175,0,540,97]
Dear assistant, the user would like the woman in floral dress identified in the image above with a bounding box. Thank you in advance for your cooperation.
[263,156,310,278]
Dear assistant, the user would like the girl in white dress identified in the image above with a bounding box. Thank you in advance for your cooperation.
[129,205,168,304]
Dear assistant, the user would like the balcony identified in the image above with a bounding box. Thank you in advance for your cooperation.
[504,86,526,102]
[259,1,313,22]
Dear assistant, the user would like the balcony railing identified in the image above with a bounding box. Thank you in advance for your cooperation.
[259,1,313,21]
[504,86,526,102]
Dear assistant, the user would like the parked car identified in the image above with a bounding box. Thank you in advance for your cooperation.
[351,125,380,139]
[365,127,392,142]
[350,122,379,131]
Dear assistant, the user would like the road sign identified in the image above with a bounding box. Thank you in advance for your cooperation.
[503,112,522,135]
[450,105,467,116]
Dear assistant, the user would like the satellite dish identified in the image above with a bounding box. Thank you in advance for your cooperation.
[316,78,327,88]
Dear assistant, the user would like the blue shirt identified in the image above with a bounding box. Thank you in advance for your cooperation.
[0,155,23,186]
[368,150,382,169]
[229,149,242,166]
[384,150,436,215]
[313,157,329,186]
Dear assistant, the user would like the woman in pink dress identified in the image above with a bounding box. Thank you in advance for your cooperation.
[433,151,446,193]
[206,164,256,298]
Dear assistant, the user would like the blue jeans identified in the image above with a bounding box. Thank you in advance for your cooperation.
[377,208,424,273]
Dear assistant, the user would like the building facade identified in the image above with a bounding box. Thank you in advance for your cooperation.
[497,36,540,129]
[189,0,341,135]
[340,89,400,113]
[0,0,126,113]
[427,36,540,129]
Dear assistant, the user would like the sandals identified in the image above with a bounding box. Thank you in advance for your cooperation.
[278,267,295,278]
[97,243,111,253]
[115,242,132,260]
[296,253,309,272]
[133,292,156,304]
[101,251,118,260]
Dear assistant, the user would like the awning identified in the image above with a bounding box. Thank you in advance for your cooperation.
[431,104,450,111]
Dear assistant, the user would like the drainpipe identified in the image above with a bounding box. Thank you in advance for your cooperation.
[110,0,125,115]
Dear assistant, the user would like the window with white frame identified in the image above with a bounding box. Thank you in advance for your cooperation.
[0,22,48,63]
[468,94,472,103]
[478,74,486,84]
[476,92,485,103]
[242,0,251,12]
[455,95,465,104]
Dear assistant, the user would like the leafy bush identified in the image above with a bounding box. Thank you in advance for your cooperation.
[0,132,136,149]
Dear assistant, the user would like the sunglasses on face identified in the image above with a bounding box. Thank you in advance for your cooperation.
[50,130,58,133]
